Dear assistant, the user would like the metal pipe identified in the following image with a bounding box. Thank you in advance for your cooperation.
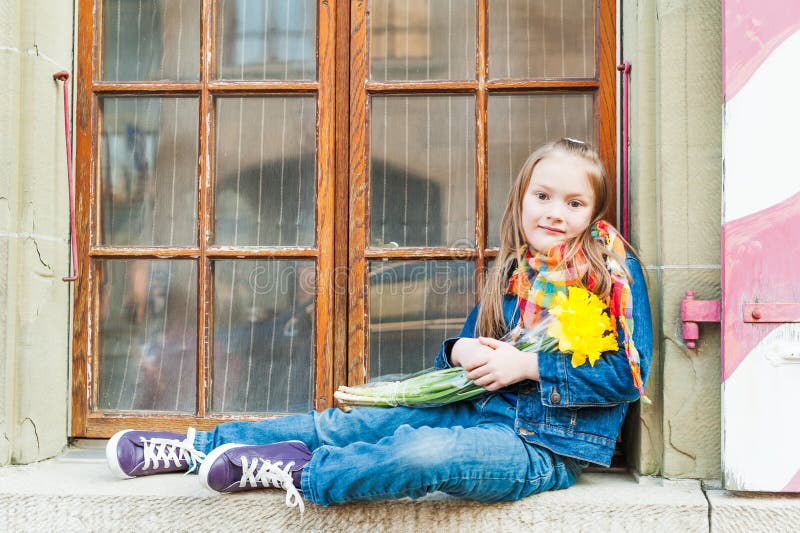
[617,61,631,241]
[54,70,78,282]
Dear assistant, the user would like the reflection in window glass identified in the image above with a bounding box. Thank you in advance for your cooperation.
[214,96,316,247]
[489,0,595,79]
[370,0,475,81]
[369,261,474,377]
[98,260,197,412]
[371,96,475,248]
[102,0,200,81]
[99,97,199,247]
[217,0,316,80]
[212,260,315,414]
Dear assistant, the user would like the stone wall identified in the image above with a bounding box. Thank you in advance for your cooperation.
[622,0,723,479]
[0,0,73,464]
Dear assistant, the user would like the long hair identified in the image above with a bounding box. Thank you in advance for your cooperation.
[476,138,629,338]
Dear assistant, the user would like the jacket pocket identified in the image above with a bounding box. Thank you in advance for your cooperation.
[515,382,544,428]
[545,405,579,429]
[543,402,628,444]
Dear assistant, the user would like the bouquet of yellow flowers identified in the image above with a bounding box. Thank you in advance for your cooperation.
[334,287,618,409]
[544,286,620,367]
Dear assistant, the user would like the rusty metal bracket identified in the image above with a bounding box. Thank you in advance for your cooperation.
[681,291,721,349]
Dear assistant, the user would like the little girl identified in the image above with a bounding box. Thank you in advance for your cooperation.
[106,138,652,511]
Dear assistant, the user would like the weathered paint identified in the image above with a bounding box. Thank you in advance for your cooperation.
[723,0,800,100]
[722,0,800,492]
[721,196,800,491]
[723,30,800,222]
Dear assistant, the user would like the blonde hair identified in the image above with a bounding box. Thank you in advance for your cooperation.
[477,138,629,338]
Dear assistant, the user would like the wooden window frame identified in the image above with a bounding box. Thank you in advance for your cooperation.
[71,0,339,437]
[71,0,615,437]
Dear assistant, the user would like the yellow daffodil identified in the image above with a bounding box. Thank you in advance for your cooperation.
[546,287,619,368]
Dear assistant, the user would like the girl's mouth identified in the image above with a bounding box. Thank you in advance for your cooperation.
[539,225,565,234]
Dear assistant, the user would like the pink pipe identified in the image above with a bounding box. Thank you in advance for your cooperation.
[54,71,78,282]
[617,62,631,241]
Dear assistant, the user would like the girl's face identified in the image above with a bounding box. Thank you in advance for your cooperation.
[521,151,596,254]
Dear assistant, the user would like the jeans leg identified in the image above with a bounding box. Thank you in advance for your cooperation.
[193,402,483,455]
[301,422,579,506]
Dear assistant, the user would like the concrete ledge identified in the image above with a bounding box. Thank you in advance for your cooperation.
[707,489,800,532]
[0,453,711,532]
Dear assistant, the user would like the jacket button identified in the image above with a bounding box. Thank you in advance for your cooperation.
[519,428,535,436]
[550,388,561,405]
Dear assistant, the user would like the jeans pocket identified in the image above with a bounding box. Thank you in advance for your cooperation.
[477,392,498,410]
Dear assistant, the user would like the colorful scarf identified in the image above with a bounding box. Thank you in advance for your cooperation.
[507,220,648,401]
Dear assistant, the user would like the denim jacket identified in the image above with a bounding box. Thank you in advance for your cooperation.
[434,254,653,467]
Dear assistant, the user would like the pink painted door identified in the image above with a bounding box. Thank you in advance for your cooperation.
[722,0,800,492]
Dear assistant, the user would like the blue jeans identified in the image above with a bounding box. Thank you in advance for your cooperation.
[193,394,582,506]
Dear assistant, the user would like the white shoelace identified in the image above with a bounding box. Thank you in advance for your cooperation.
[141,428,206,473]
[240,456,305,513]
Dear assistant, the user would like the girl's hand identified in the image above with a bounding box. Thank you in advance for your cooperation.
[464,337,540,391]
[450,338,496,371]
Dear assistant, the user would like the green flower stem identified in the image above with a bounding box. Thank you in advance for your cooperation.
[334,335,556,409]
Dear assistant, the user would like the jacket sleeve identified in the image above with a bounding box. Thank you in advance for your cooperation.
[536,254,653,407]
[433,303,481,369]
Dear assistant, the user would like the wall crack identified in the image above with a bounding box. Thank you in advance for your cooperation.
[0,44,69,70]
[21,418,41,454]
[27,237,52,271]
[668,419,697,462]
[701,483,712,532]
[665,335,698,379]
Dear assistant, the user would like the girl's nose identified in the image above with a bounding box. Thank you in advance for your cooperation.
[545,205,564,221]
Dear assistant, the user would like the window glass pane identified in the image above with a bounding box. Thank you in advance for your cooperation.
[216,0,316,80]
[370,0,475,81]
[214,97,316,247]
[99,97,199,247]
[98,259,197,412]
[212,260,315,413]
[369,261,475,377]
[489,0,595,79]
[488,93,594,246]
[101,0,200,81]
[371,96,474,248]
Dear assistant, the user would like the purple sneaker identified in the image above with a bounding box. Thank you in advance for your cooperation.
[199,441,311,512]
[106,428,206,479]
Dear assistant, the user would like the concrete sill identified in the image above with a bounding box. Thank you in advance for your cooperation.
[1,443,798,532]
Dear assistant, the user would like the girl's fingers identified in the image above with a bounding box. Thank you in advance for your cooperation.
[466,364,491,381]
[461,353,490,372]
[472,374,494,388]
[462,360,482,372]
[478,336,502,349]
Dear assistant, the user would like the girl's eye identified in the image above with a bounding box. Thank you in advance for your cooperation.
[568,200,584,208]
[534,192,549,200]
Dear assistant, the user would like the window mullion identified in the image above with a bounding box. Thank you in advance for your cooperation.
[332,0,351,398]
[196,0,213,418]
[315,0,337,410]
[347,0,369,387]
[475,0,488,299]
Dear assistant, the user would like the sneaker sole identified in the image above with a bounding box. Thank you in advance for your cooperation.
[198,440,306,493]
[106,429,135,479]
